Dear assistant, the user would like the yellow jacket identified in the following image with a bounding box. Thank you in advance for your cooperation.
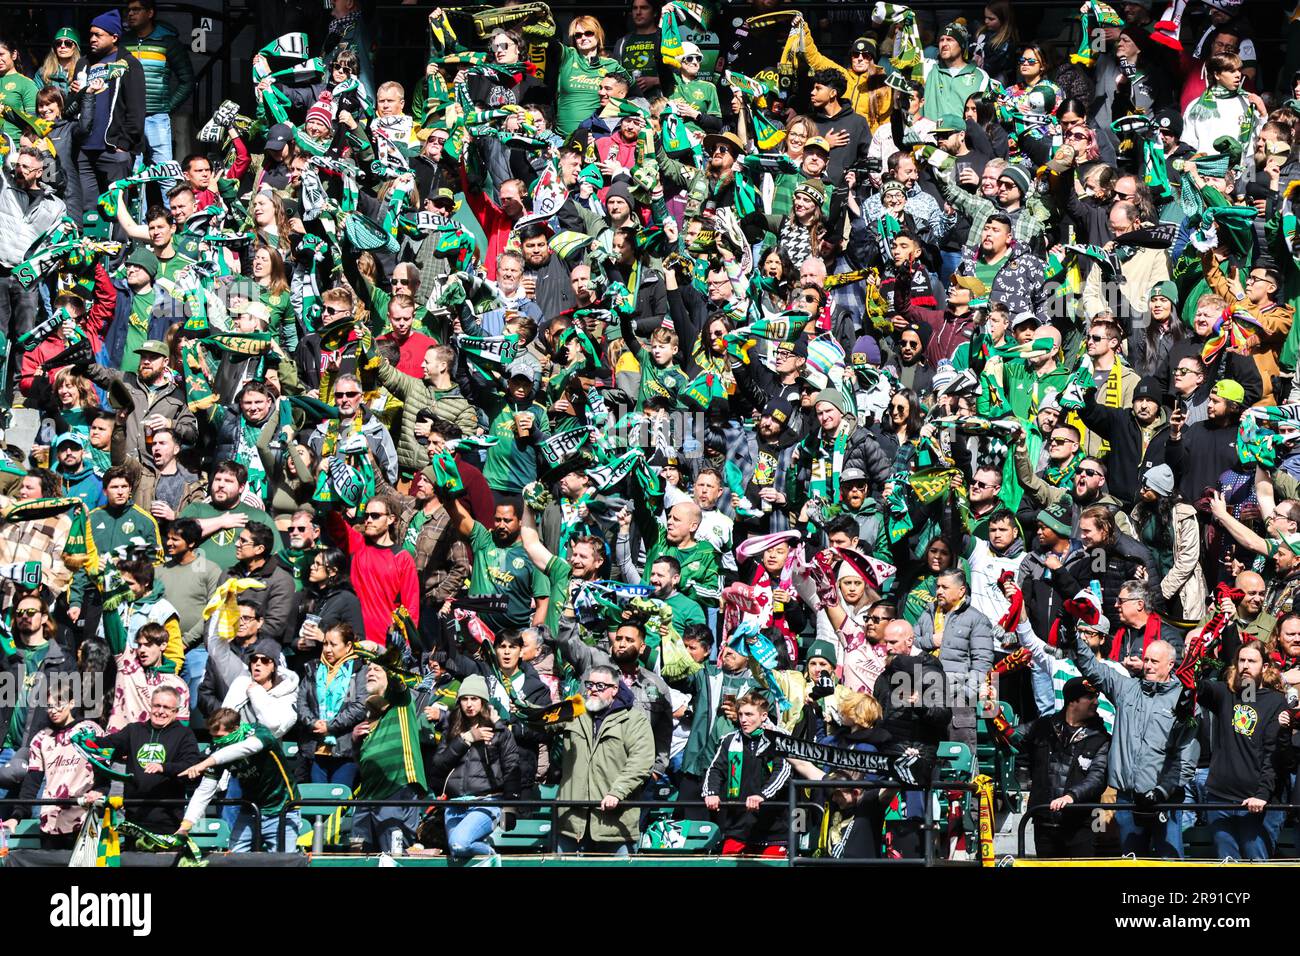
[792,23,893,133]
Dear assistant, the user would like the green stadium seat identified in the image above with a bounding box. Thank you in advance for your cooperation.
[640,819,722,852]
[977,701,1021,811]
[936,741,974,781]
[495,816,553,852]
[189,818,231,851]
[296,782,354,850]
[282,741,300,760]
[7,818,43,849]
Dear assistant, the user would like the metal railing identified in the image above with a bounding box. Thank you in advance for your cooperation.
[0,797,264,849]
[1016,801,1298,859]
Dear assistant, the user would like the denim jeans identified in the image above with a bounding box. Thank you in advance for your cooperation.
[444,804,502,860]
[1114,798,1184,859]
[308,754,359,789]
[221,775,243,827]
[1179,766,1210,831]
[232,808,302,852]
[141,113,176,204]
[1030,664,1055,719]
[0,745,15,800]
[182,648,208,723]
[1206,808,1271,860]
[939,250,964,288]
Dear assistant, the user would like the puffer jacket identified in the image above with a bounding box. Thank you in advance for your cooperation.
[209,629,301,738]
[0,162,67,268]
[1020,712,1110,829]
[296,656,368,759]
[555,683,655,845]
[1069,633,1198,797]
[431,718,521,799]
[375,357,476,473]
[914,596,997,697]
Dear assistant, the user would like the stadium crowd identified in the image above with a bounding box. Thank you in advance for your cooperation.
[0,0,1297,863]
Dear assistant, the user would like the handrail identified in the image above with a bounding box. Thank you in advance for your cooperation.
[1015,801,1300,858]
[0,798,264,849]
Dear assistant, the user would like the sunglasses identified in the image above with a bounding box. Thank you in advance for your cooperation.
[289,524,313,532]
[250,655,275,665]
[1174,367,1200,376]
[1018,56,1038,64]
[681,55,702,63]
[491,41,514,50]
[1048,436,1076,445]
[868,614,894,623]
[364,511,389,520]
[55,39,76,47]
[323,306,352,316]
[334,390,361,398]
[1076,468,1104,479]
[1086,333,1111,343]
[970,479,997,490]
[573,29,596,38]
[15,608,40,618]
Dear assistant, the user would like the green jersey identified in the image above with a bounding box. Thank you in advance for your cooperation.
[0,72,37,140]
[482,401,549,495]
[644,534,720,616]
[219,725,296,814]
[357,679,427,800]
[555,45,621,136]
[469,523,550,633]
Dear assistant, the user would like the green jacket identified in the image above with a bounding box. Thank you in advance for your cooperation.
[677,664,762,778]
[123,24,194,115]
[375,357,478,472]
[556,703,655,844]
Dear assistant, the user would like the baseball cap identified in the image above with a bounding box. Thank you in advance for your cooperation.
[53,432,86,450]
[134,339,170,358]
[1212,379,1245,403]
[264,123,293,152]
[803,136,831,155]
[840,467,868,484]
[933,114,965,136]
[680,41,702,59]
[1062,676,1099,704]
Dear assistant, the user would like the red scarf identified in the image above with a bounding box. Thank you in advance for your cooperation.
[1108,613,1165,662]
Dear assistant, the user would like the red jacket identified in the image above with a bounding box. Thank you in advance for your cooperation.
[21,262,115,395]
[463,169,517,280]
[325,510,421,643]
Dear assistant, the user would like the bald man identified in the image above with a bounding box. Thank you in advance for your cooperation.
[881,619,917,656]
[641,500,720,617]
[1216,571,1275,660]
[1068,634,1198,859]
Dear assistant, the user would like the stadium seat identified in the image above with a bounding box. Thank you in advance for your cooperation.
[6,818,43,849]
[189,818,231,851]
[640,819,722,853]
[976,701,1021,811]
[296,782,353,850]
[495,816,553,852]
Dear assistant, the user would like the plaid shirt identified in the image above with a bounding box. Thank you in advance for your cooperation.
[935,159,1052,254]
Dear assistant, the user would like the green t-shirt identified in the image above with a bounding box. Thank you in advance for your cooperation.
[468,522,550,632]
[556,46,621,136]
[670,77,720,124]
[619,33,661,84]
[0,72,38,140]
[124,287,156,375]
[482,402,549,495]
[643,535,719,615]
[401,510,431,558]
[544,554,574,638]
[5,641,49,749]
[177,501,282,571]
[974,253,1006,292]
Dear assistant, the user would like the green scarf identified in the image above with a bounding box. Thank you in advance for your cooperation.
[213,721,256,748]
[1044,450,1084,487]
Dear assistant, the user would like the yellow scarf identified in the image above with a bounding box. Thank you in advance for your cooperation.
[201,578,268,642]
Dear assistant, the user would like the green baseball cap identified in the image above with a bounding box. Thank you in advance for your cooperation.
[1212,379,1245,403]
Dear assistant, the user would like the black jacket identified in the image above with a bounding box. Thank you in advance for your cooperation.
[93,720,200,832]
[1078,387,1169,507]
[702,728,791,842]
[1016,545,1093,640]
[1051,532,1158,636]
[1020,712,1110,829]
[872,654,952,748]
[295,657,369,759]
[198,636,258,719]
[291,580,367,645]
[223,560,298,645]
[75,50,146,154]
[431,718,521,799]
[1165,416,1241,505]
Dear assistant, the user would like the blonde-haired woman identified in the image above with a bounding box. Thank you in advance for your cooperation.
[555,16,621,136]
[38,28,80,99]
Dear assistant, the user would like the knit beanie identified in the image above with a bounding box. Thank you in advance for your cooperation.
[90,10,122,37]
[999,163,1033,198]
[305,91,336,132]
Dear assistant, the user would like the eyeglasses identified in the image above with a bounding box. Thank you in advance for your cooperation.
[1247,274,1273,285]
[1117,596,1143,605]
[573,29,596,38]
[238,615,259,623]
[1076,468,1104,479]
[15,608,40,618]
[584,680,616,691]
[334,390,361,398]
[1174,367,1200,377]
[151,703,179,712]
[775,349,795,359]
